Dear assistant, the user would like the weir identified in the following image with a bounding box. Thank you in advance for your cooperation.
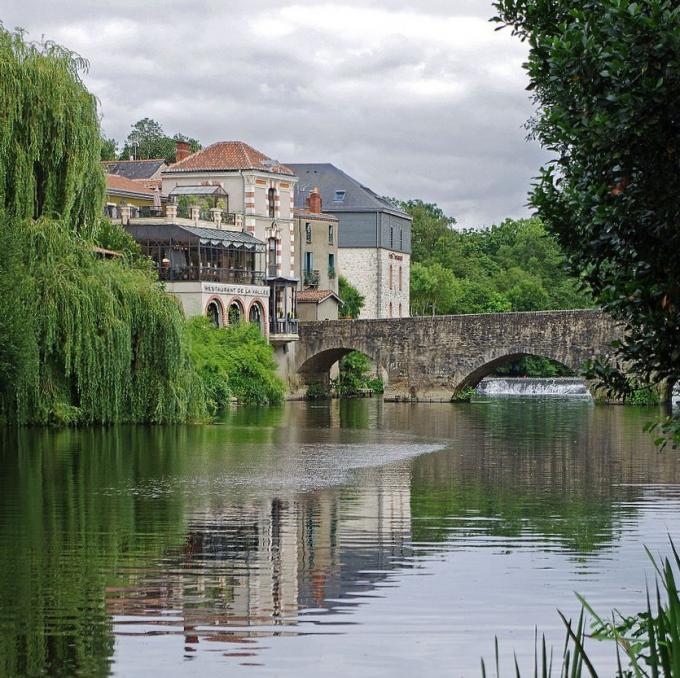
[476,377,591,397]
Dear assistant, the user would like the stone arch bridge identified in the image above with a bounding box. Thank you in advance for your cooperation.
[295,310,621,400]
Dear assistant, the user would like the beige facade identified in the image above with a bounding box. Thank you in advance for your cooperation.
[294,208,339,295]
[339,248,410,319]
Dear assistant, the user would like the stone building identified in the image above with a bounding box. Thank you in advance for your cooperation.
[161,141,300,346]
[287,163,412,319]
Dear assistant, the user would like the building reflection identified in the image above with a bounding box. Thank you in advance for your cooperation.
[104,462,413,654]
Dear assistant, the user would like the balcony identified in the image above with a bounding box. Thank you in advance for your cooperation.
[328,266,336,279]
[304,270,320,288]
[270,318,299,336]
[158,266,265,285]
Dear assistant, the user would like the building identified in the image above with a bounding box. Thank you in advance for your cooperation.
[294,187,341,321]
[162,141,299,342]
[104,174,157,218]
[102,157,168,191]
[287,163,412,319]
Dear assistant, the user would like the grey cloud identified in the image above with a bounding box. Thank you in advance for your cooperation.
[2,0,549,226]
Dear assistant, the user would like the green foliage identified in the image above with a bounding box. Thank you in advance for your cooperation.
[0,27,205,426]
[331,351,384,397]
[405,208,591,316]
[120,118,201,163]
[452,387,476,402]
[493,0,680,439]
[339,276,365,319]
[484,540,680,676]
[185,317,284,409]
[305,382,331,401]
[495,356,573,378]
[0,27,104,232]
[0,218,205,425]
[100,135,118,160]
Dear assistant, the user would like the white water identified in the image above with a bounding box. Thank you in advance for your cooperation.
[476,377,591,397]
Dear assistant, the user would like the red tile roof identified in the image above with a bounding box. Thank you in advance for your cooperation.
[293,208,339,222]
[297,289,341,304]
[105,174,156,197]
[166,141,295,175]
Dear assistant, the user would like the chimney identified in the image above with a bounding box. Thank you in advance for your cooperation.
[175,140,191,163]
[308,186,322,214]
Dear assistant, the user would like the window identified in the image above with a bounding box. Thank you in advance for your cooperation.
[388,264,393,290]
[390,226,394,249]
[399,266,402,291]
[328,253,335,278]
[268,237,277,275]
[399,303,402,318]
[332,190,346,203]
[268,187,276,219]
[328,224,334,244]
[304,252,313,273]
[228,301,242,325]
[249,303,263,332]
[305,222,312,243]
[388,302,393,318]
[400,228,403,250]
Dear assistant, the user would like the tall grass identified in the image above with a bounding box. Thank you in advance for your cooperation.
[482,541,680,677]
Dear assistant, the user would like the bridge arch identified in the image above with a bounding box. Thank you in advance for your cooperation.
[454,351,580,393]
[297,346,387,387]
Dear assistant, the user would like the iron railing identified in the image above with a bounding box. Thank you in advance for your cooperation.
[304,270,320,287]
[158,266,265,285]
[270,318,299,335]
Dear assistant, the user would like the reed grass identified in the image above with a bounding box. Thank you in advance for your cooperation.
[482,540,680,677]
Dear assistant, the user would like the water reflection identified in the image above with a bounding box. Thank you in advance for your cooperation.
[1,400,680,676]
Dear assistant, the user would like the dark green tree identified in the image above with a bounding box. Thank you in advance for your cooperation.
[338,276,365,319]
[120,119,201,163]
[399,199,456,262]
[100,135,118,161]
[494,0,680,437]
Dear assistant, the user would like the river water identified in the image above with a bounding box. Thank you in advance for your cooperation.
[2,399,680,677]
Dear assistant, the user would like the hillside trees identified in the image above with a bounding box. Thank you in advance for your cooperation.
[494,0,680,435]
[405,202,592,316]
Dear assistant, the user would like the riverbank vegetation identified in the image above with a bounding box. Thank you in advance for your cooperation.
[0,27,281,425]
[493,0,680,444]
[185,318,284,411]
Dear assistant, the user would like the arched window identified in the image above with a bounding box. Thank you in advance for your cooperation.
[249,302,263,332]
[228,301,243,325]
[206,300,222,327]
[268,188,276,219]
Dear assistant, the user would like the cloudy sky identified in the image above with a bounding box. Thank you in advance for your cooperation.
[4,1,549,227]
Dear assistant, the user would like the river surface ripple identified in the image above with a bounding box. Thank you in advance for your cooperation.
[1,398,680,677]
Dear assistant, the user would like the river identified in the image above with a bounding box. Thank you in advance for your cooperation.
[1,398,680,676]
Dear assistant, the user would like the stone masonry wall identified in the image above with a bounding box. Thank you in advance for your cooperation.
[296,310,621,400]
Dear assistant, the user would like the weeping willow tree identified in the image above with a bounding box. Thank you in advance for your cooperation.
[0,26,206,424]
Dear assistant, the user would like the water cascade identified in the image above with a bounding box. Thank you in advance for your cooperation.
[476,377,590,397]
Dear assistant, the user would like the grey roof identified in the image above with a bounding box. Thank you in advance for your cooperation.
[286,163,411,219]
[168,185,228,197]
[125,223,265,251]
[102,159,167,180]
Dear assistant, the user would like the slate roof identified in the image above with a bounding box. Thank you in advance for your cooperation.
[102,158,167,180]
[297,289,341,304]
[105,174,156,199]
[166,141,295,176]
[286,163,410,219]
